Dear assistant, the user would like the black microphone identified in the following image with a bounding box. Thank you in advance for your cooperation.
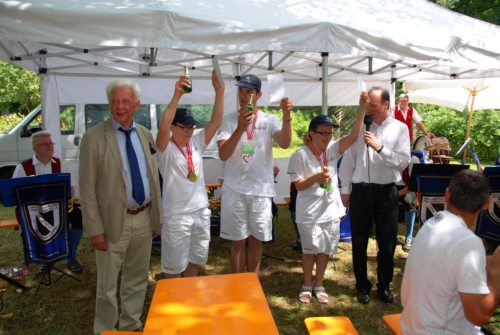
[364,114,372,132]
[456,138,473,157]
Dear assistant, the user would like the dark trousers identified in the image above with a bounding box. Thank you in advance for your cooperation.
[350,182,399,292]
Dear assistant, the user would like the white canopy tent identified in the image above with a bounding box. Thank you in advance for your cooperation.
[1,0,499,156]
[404,77,500,158]
[404,78,500,112]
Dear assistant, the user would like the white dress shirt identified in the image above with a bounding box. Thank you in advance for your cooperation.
[113,119,152,208]
[339,116,411,194]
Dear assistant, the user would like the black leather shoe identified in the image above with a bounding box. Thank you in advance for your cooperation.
[291,240,302,251]
[378,289,394,303]
[357,290,370,304]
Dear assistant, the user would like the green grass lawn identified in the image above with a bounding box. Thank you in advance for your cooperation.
[0,206,498,334]
[0,205,14,221]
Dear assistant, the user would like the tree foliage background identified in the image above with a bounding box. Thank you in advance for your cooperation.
[430,0,499,25]
[0,60,40,116]
[415,105,499,162]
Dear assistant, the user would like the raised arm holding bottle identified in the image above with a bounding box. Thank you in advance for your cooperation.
[156,70,224,278]
[217,74,293,274]
[287,92,368,304]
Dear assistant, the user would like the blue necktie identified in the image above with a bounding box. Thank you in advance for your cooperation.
[119,127,145,206]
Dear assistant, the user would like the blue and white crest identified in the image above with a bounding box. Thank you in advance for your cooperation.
[27,202,62,243]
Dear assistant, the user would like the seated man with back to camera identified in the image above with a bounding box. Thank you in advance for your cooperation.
[401,169,500,335]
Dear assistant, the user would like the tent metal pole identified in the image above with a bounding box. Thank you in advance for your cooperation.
[390,74,397,115]
[321,52,328,115]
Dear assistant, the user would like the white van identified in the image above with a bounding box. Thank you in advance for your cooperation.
[0,103,220,180]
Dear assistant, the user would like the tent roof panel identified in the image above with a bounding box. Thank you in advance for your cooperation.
[1,0,499,108]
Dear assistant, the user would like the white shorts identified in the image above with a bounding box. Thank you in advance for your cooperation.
[220,185,273,242]
[298,219,340,255]
[161,207,211,274]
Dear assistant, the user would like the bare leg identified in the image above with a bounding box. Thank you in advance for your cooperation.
[307,253,330,303]
[314,253,330,287]
[231,239,247,273]
[182,263,199,277]
[246,236,262,273]
[302,253,316,286]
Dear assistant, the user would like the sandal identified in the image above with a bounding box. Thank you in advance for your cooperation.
[313,286,329,304]
[299,285,313,303]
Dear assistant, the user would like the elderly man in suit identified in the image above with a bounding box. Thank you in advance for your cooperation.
[79,79,162,334]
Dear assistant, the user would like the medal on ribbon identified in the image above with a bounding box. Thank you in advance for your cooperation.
[309,143,333,193]
[187,172,198,183]
[242,141,255,155]
[171,137,197,182]
[242,110,258,164]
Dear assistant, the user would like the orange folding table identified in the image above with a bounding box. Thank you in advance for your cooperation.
[143,273,279,335]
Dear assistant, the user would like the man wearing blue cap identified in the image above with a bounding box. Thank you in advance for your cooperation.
[217,74,293,273]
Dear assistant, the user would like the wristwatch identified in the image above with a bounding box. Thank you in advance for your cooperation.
[376,145,384,153]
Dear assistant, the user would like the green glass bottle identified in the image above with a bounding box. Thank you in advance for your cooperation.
[183,65,192,93]
[319,166,328,189]
[246,93,254,114]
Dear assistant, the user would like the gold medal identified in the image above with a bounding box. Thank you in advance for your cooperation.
[187,172,198,183]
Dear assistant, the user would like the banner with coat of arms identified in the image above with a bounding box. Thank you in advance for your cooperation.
[408,164,469,225]
[416,175,452,225]
[2,174,72,266]
[475,166,500,244]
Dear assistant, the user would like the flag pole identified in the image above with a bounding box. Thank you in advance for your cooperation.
[463,85,488,161]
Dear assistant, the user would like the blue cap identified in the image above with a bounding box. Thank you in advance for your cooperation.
[309,115,339,130]
[236,74,261,92]
[173,108,197,126]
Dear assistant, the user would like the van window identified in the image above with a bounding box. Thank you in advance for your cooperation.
[85,104,151,130]
[60,105,76,135]
[22,105,76,136]
[26,112,43,133]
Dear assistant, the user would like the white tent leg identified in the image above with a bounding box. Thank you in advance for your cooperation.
[41,74,61,158]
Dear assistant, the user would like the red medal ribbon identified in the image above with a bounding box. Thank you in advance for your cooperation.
[171,137,195,175]
[309,143,327,167]
[245,110,259,140]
